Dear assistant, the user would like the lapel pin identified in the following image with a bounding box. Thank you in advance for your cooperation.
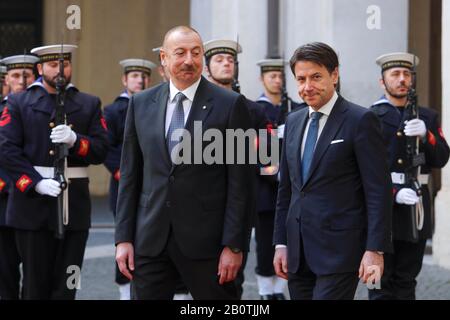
[202,106,207,110]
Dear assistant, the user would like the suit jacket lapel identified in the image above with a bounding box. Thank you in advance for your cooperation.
[302,96,347,188]
[152,83,171,166]
[292,110,309,187]
[184,77,213,135]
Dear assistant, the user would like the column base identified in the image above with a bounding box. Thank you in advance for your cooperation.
[433,187,450,269]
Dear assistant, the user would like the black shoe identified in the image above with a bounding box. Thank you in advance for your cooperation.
[260,294,274,300]
[272,293,286,300]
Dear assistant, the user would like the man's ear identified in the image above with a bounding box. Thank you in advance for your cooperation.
[121,74,127,87]
[160,49,167,67]
[379,77,386,89]
[36,63,43,76]
[204,65,211,77]
[331,67,339,86]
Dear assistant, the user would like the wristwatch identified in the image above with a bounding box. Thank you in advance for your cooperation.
[228,246,241,254]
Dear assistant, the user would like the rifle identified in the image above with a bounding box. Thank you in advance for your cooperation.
[22,50,28,91]
[0,56,4,101]
[231,35,241,93]
[53,43,69,239]
[141,59,146,91]
[278,54,292,124]
[403,55,425,242]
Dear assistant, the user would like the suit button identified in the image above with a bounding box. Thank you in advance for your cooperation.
[49,150,55,156]
[49,122,55,128]
[166,201,171,207]
[169,176,175,182]
[397,158,403,165]
[397,131,403,137]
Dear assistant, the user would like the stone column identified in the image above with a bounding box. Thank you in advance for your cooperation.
[432,0,450,268]
[190,0,268,100]
[281,0,408,107]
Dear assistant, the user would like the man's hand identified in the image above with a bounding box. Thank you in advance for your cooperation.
[116,242,135,280]
[217,247,243,285]
[50,124,77,148]
[404,119,426,138]
[261,165,279,176]
[273,247,288,280]
[359,250,383,285]
[35,179,62,197]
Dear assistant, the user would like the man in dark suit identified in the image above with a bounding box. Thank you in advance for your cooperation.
[115,26,254,300]
[273,42,393,300]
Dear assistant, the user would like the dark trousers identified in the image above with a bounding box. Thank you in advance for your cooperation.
[114,207,188,294]
[255,210,275,276]
[288,244,359,300]
[15,229,88,300]
[235,251,248,299]
[131,233,239,300]
[369,239,427,300]
[0,226,21,300]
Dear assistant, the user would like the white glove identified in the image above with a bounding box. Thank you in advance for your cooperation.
[35,179,62,197]
[50,124,77,148]
[404,119,426,138]
[395,188,419,205]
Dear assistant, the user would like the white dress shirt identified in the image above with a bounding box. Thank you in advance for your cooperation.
[165,78,201,136]
[300,91,339,159]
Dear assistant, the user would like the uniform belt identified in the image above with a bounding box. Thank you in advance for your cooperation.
[391,172,429,185]
[34,166,88,179]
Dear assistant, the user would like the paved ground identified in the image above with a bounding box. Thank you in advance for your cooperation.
[75,197,450,300]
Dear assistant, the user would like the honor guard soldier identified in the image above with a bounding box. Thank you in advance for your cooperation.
[204,39,267,299]
[1,65,8,100]
[0,54,38,300]
[369,52,450,300]
[0,44,108,300]
[254,59,306,300]
[103,58,155,300]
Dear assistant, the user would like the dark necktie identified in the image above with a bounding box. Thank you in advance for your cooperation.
[166,92,186,158]
[301,111,323,182]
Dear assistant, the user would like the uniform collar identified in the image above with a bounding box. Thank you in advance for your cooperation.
[119,90,130,99]
[28,77,77,92]
[256,94,272,104]
[372,95,394,107]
